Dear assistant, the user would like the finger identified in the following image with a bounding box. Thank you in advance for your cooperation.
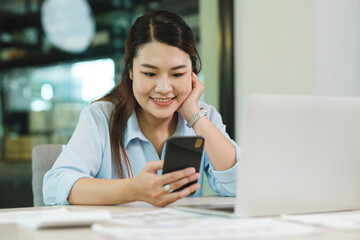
[191,73,204,94]
[177,183,201,198]
[156,183,201,207]
[166,183,201,203]
[192,72,199,80]
[162,172,199,193]
[170,172,200,192]
[192,72,203,84]
[191,72,199,86]
[160,167,196,185]
[144,160,164,172]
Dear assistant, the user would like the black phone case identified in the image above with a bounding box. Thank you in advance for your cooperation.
[162,136,205,192]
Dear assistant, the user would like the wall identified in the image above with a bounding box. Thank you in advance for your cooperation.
[315,0,360,96]
[200,0,220,110]
[199,0,220,196]
[234,0,360,142]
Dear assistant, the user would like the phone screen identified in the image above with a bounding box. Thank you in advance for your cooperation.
[162,136,205,192]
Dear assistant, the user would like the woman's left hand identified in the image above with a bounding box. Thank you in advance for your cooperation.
[177,72,205,121]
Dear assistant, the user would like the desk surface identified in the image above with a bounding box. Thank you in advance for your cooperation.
[1,197,360,240]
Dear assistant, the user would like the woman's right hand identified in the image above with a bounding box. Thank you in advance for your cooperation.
[131,160,200,207]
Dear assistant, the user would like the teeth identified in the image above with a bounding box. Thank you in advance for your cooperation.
[153,98,173,102]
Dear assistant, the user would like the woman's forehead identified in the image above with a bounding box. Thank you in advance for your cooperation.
[134,42,191,68]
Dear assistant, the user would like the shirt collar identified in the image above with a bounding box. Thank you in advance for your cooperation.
[124,111,192,148]
[124,111,147,148]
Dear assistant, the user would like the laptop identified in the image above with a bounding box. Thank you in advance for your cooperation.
[177,94,360,217]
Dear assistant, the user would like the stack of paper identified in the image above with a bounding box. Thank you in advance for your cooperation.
[92,209,319,239]
[0,210,40,224]
[282,210,360,231]
[17,207,111,229]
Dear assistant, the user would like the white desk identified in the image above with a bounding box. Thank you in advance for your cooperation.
[1,197,360,240]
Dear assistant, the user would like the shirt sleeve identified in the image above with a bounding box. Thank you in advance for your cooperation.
[200,103,241,196]
[43,105,108,205]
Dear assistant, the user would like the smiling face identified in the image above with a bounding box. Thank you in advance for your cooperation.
[131,41,192,122]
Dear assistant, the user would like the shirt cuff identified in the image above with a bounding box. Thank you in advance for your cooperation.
[55,171,92,205]
[208,160,239,183]
[207,140,240,183]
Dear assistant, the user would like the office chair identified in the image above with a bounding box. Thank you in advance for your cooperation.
[32,144,62,207]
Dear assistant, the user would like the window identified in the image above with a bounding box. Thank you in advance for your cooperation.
[0,58,115,162]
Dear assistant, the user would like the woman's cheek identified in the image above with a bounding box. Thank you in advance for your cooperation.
[134,77,151,94]
[185,74,193,92]
[182,80,192,96]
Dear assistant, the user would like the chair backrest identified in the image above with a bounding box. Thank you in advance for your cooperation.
[32,144,62,207]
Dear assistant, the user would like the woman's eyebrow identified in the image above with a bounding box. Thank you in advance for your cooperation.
[170,65,187,70]
[140,64,158,69]
[140,64,187,70]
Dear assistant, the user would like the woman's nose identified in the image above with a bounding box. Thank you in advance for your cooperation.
[155,76,172,94]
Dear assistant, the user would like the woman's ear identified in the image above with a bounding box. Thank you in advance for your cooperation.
[129,70,133,80]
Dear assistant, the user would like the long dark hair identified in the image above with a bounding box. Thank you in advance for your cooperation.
[98,10,202,178]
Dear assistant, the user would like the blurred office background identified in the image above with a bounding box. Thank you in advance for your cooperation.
[1,0,359,208]
[0,0,230,208]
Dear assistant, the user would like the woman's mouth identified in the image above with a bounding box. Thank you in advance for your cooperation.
[151,97,175,106]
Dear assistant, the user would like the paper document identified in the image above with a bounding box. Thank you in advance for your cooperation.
[93,209,318,239]
[282,210,360,231]
[17,207,111,229]
[0,210,41,224]
[110,208,196,227]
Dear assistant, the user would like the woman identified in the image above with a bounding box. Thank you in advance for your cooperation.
[43,10,240,207]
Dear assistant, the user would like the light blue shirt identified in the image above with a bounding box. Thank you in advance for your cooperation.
[43,101,240,205]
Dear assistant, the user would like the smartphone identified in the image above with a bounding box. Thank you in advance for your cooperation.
[162,136,205,192]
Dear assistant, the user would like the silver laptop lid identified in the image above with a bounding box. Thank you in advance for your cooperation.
[236,94,360,217]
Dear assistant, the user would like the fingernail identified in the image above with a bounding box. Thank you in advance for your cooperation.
[186,168,195,174]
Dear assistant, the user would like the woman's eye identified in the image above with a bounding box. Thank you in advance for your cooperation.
[173,73,184,77]
[143,72,156,77]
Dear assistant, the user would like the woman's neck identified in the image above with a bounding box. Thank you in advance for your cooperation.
[136,110,178,157]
